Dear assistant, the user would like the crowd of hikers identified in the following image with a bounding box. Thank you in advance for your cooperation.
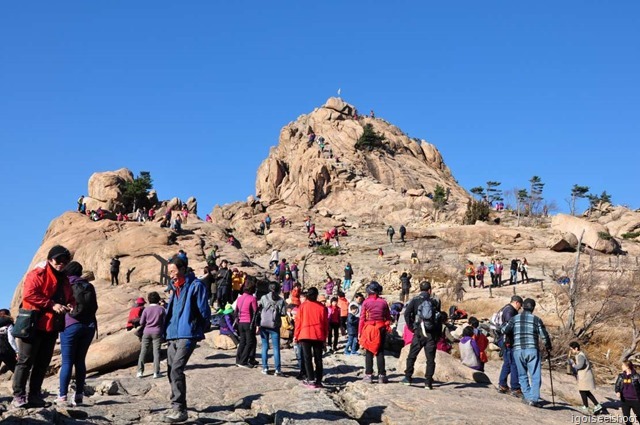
[2,198,636,423]
[463,258,530,289]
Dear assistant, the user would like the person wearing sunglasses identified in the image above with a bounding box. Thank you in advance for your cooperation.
[12,245,74,409]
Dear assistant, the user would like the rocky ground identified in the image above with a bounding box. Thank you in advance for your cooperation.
[0,329,620,425]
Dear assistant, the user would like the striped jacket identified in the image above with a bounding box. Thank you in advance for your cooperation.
[502,311,551,351]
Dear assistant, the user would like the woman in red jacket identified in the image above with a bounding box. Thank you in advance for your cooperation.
[359,281,391,384]
[294,287,328,389]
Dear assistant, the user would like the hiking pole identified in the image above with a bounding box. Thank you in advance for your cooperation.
[547,350,556,407]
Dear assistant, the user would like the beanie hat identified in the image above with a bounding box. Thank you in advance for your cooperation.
[136,297,146,306]
[48,245,71,260]
[64,261,83,277]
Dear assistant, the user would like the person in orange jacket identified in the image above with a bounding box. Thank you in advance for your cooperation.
[359,281,391,384]
[337,291,349,336]
[12,245,75,409]
[294,287,328,389]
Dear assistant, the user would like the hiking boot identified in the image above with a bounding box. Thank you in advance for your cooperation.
[11,395,28,409]
[28,395,50,408]
[378,375,389,384]
[362,374,373,384]
[400,377,412,386]
[164,409,188,423]
[498,385,510,393]
[511,389,523,398]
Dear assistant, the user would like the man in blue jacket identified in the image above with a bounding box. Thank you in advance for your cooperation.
[163,257,211,423]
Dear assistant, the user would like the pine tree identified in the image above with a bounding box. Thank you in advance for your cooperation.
[122,171,154,212]
[570,184,590,216]
[433,184,447,210]
[470,187,485,200]
[529,176,545,215]
[485,181,503,204]
[355,124,385,151]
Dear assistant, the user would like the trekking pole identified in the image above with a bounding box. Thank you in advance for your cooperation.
[547,350,556,407]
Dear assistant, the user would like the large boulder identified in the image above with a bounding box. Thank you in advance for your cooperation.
[548,231,579,252]
[551,214,620,254]
[87,168,134,211]
[85,331,140,373]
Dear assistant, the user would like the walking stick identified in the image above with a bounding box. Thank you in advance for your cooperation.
[547,350,556,407]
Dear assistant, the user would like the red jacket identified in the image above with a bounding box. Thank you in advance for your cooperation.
[359,295,391,336]
[22,262,75,332]
[294,300,328,342]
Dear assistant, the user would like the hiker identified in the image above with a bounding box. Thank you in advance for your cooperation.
[502,298,552,407]
[294,287,328,389]
[137,291,166,379]
[370,109,375,118]
[377,247,384,259]
[290,260,299,281]
[0,309,18,374]
[476,262,487,289]
[468,317,489,371]
[410,250,419,264]
[280,304,295,349]
[386,225,395,243]
[344,305,360,356]
[218,303,239,345]
[291,282,302,306]
[337,291,349,335]
[495,259,504,286]
[181,205,188,224]
[264,214,272,230]
[77,195,84,212]
[258,282,286,375]
[399,225,406,243]
[359,281,391,384]
[510,259,519,284]
[402,281,441,389]
[308,131,316,146]
[308,223,317,239]
[349,292,365,318]
[206,245,218,270]
[148,208,156,222]
[205,213,212,223]
[235,282,258,368]
[58,261,98,406]
[465,261,476,288]
[454,281,467,303]
[615,360,640,422]
[231,268,245,302]
[494,295,523,396]
[278,259,288,283]
[162,256,211,423]
[459,326,482,370]
[488,260,496,286]
[520,258,530,283]
[280,216,286,228]
[258,221,265,235]
[199,267,216,307]
[327,297,341,353]
[171,214,182,232]
[282,271,294,300]
[110,256,120,286]
[400,272,412,304]
[568,342,603,414]
[269,249,279,270]
[126,298,146,331]
[304,216,311,233]
[12,245,74,409]
[436,312,456,354]
[343,263,354,291]
[324,277,336,297]
[216,260,233,307]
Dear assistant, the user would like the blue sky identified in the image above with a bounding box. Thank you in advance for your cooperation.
[1,1,638,308]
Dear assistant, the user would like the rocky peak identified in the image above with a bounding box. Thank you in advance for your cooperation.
[255,97,471,225]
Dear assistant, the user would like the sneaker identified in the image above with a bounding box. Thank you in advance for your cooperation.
[74,396,83,406]
[593,404,603,414]
[579,405,591,414]
[362,374,373,384]
[511,389,523,398]
[523,399,542,408]
[236,363,253,369]
[55,395,72,407]
[163,409,188,423]
[302,380,317,389]
[136,371,144,378]
[274,370,283,377]
[344,352,351,356]
[261,369,269,375]
[498,385,510,393]
[28,395,50,408]
[378,375,389,384]
[400,377,412,386]
[424,382,434,390]
[11,395,28,409]
[153,373,162,379]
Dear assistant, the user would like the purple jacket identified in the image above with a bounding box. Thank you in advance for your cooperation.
[140,304,166,336]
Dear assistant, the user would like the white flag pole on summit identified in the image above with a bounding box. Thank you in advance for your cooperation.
[337,88,341,96]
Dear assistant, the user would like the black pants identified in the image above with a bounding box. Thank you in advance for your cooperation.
[365,328,387,376]
[0,353,17,373]
[404,331,437,386]
[236,323,256,366]
[622,399,640,424]
[13,330,58,398]
[300,340,323,384]
[217,285,231,307]
[467,276,476,287]
[111,271,119,286]
[579,390,599,407]
[327,323,340,351]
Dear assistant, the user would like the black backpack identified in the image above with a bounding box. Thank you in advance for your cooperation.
[70,280,99,324]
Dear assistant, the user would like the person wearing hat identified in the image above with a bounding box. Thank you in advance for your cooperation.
[359,281,391,384]
[12,245,74,409]
[126,297,146,331]
[218,303,238,345]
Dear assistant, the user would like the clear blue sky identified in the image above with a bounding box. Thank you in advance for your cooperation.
[1,1,638,308]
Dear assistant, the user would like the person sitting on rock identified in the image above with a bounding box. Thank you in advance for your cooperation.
[410,250,419,264]
[436,312,457,354]
[217,303,239,345]
[468,317,489,371]
[459,326,483,371]
[0,309,18,374]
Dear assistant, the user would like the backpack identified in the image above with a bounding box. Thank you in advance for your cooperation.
[70,280,98,324]
[415,296,441,334]
[0,325,15,357]
[490,305,507,337]
[260,296,280,329]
